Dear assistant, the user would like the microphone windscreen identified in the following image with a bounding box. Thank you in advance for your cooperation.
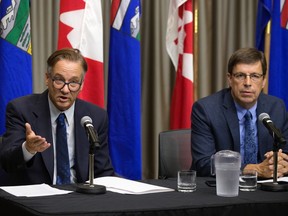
[81,116,92,127]
[258,113,270,122]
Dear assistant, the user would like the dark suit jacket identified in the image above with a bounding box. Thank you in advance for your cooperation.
[0,90,114,185]
[191,88,288,176]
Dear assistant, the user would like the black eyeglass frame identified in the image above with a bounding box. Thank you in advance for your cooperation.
[50,77,83,92]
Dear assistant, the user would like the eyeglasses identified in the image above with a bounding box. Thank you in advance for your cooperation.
[51,77,82,92]
[232,73,264,82]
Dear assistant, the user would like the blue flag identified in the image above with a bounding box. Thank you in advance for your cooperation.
[107,0,142,180]
[268,0,288,108]
[256,0,288,108]
[0,0,32,135]
[255,0,272,51]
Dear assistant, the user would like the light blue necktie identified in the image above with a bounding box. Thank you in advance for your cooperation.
[56,113,71,184]
[244,111,257,164]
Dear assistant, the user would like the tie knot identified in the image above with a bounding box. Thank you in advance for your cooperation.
[244,111,252,121]
[57,113,66,126]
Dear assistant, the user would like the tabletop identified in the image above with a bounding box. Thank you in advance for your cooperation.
[0,177,288,216]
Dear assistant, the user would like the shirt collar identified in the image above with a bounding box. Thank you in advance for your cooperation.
[234,101,257,121]
[48,96,75,126]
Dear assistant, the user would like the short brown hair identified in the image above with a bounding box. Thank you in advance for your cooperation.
[228,47,267,76]
[47,48,88,77]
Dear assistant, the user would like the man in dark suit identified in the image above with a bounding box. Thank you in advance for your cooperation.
[0,48,114,185]
[191,47,288,179]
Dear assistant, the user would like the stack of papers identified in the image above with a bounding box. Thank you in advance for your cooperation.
[258,176,288,183]
[0,183,73,197]
[0,177,174,197]
[92,176,174,194]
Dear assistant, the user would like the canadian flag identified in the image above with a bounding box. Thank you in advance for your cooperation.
[58,0,104,107]
[166,0,194,129]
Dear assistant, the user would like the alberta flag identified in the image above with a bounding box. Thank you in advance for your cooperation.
[58,0,105,107]
[107,0,142,180]
[0,0,32,135]
[256,0,288,108]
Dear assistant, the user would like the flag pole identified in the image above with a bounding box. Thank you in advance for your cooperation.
[193,0,198,101]
[263,20,271,94]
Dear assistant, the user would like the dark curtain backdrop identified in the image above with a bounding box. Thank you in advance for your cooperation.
[30,0,258,179]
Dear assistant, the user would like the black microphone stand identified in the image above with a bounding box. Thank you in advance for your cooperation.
[76,130,106,194]
[260,129,288,192]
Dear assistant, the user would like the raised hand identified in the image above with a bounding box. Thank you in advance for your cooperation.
[25,123,51,154]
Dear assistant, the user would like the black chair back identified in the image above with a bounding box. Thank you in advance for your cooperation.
[158,129,192,179]
[0,136,10,185]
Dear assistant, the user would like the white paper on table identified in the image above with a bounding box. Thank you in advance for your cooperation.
[257,176,288,183]
[0,183,73,197]
[91,176,174,194]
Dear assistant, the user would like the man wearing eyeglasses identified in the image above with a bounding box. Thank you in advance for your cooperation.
[0,48,114,185]
[191,47,288,179]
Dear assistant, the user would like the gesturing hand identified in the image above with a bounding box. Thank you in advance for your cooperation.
[25,123,51,154]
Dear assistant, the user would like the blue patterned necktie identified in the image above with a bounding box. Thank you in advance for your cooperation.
[56,113,71,185]
[244,111,257,164]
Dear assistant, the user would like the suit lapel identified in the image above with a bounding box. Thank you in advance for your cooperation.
[256,93,270,157]
[74,100,89,182]
[223,90,241,152]
[31,90,54,182]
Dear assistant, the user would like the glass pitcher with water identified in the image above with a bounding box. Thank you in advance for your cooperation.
[211,150,241,197]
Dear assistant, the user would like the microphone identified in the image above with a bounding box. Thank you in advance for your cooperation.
[81,116,100,147]
[257,113,288,192]
[77,116,106,194]
[258,113,286,145]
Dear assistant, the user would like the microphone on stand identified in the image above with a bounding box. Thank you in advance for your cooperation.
[258,113,288,192]
[81,116,100,148]
[76,116,106,194]
[258,113,286,145]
